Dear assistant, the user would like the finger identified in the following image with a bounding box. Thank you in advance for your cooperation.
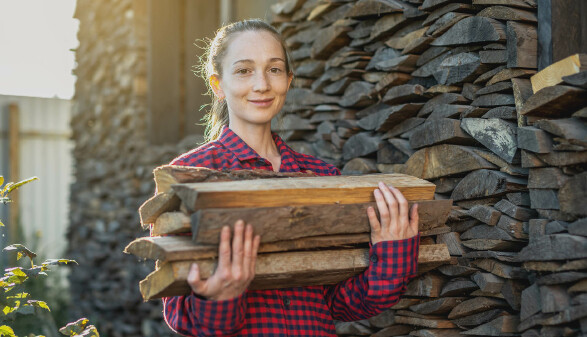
[242,224,254,279]
[409,203,419,235]
[187,263,205,294]
[374,188,390,227]
[378,182,399,230]
[388,185,409,226]
[250,234,261,277]
[217,226,232,269]
[231,220,245,280]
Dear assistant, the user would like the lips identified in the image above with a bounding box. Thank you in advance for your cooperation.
[248,98,274,107]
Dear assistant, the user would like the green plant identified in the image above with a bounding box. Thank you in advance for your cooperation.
[0,176,99,337]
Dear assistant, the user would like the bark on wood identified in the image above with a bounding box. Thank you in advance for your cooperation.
[460,118,518,163]
[506,22,537,69]
[448,297,509,319]
[398,145,497,180]
[431,16,506,46]
[173,173,435,211]
[451,169,526,201]
[531,54,587,93]
[191,199,452,244]
[478,5,537,22]
[409,119,475,149]
[516,234,587,261]
[520,85,587,117]
[139,192,181,227]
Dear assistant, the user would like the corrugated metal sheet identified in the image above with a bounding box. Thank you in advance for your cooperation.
[0,95,73,259]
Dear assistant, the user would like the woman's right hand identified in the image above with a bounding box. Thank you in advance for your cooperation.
[187,220,261,301]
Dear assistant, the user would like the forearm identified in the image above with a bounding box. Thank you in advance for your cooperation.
[325,234,420,321]
[163,293,247,336]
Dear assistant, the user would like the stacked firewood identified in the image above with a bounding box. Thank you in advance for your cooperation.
[267,0,583,336]
[125,165,453,301]
[514,54,587,336]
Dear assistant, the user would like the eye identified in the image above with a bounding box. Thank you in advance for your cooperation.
[269,67,283,74]
[236,68,251,75]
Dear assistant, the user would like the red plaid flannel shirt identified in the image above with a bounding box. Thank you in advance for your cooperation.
[162,127,420,336]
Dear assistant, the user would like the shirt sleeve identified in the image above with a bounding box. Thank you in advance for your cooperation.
[163,290,248,336]
[323,234,420,321]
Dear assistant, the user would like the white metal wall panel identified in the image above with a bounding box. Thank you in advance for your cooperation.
[0,95,73,259]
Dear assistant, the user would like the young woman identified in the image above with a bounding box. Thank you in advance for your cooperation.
[163,19,420,337]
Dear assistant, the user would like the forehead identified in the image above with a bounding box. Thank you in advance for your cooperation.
[223,30,285,64]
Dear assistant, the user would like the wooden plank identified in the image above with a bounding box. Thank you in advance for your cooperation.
[191,199,452,244]
[357,103,421,131]
[451,169,526,201]
[467,205,501,226]
[138,244,450,300]
[448,297,508,319]
[394,316,456,329]
[531,54,587,93]
[511,78,533,126]
[460,118,518,163]
[559,172,587,217]
[173,173,435,211]
[487,68,535,86]
[409,119,475,149]
[550,0,587,66]
[452,309,504,328]
[431,16,506,46]
[517,126,553,153]
[397,145,497,180]
[516,234,587,261]
[520,85,587,117]
[139,192,181,227]
[534,118,587,141]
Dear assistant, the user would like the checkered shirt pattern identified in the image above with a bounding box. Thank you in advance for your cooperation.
[162,126,420,336]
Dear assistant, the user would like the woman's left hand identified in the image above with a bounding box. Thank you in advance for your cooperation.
[367,181,419,245]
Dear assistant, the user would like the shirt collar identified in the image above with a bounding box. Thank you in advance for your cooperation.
[217,126,301,171]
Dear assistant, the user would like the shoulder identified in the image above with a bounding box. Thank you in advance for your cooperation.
[169,141,229,169]
[290,149,341,176]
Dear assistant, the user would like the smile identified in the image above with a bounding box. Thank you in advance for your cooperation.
[248,98,274,107]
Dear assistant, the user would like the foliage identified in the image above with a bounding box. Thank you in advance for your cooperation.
[0,176,98,337]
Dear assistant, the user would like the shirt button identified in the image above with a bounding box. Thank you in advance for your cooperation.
[283,298,291,306]
[370,254,378,263]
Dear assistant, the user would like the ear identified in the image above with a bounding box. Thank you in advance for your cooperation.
[209,74,225,100]
[287,72,294,90]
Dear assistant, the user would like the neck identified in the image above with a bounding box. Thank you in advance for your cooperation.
[228,122,279,159]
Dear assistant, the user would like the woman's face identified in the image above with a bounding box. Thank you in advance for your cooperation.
[213,30,292,128]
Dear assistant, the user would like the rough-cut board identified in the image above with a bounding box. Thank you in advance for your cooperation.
[409,119,475,149]
[138,244,450,300]
[172,173,435,211]
[478,5,537,22]
[530,53,587,93]
[451,169,526,201]
[461,315,520,336]
[139,192,180,227]
[520,85,587,117]
[516,234,587,261]
[154,165,315,194]
[191,199,452,244]
[357,103,422,132]
[559,172,587,217]
[448,296,509,319]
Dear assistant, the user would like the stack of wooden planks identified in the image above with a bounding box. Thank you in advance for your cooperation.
[126,165,453,301]
[514,54,587,336]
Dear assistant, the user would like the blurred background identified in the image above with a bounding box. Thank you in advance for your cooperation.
[0,0,279,336]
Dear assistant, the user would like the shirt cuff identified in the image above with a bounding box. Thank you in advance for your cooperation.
[188,291,247,331]
[368,233,420,279]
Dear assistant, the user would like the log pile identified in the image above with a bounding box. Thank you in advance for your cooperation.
[515,55,587,336]
[269,0,585,336]
[126,165,453,301]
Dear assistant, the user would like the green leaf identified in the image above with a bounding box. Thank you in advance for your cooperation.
[43,259,77,267]
[2,176,38,196]
[0,176,4,187]
[0,220,3,227]
[27,300,50,312]
[3,268,27,285]
[3,244,37,261]
[60,318,89,335]
[0,325,16,337]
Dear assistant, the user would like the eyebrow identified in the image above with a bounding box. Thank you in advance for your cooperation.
[232,58,286,66]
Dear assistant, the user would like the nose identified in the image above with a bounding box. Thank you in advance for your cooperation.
[253,72,270,92]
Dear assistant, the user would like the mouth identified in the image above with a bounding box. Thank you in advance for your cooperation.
[248,98,274,107]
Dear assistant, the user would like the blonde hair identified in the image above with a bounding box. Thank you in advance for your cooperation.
[198,19,293,142]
